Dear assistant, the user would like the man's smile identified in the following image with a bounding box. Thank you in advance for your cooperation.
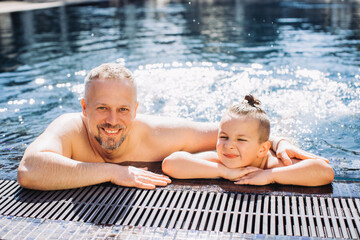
[102,128,122,135]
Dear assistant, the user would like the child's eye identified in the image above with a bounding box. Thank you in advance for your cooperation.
[219,136,228,140]
[237,138,246,142]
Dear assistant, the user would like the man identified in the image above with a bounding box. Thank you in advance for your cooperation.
[17,63,320,190]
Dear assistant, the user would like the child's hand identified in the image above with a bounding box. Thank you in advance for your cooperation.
[222,166,260,181]
[234,169,274,186]
[276,140,329,166]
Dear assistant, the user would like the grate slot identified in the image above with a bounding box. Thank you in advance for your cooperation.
[214,193,227,232]
[182,191,201,229]
[334,198,349,239]
[0,186,23,214]
[284,196,292,236]
[0,180,20,199]
[142,189,169,227]
[270,195,276,235]
[83,186,116,223]
[206,192,221,231]
[190,191,208,230]
[298,196,309,236]
[277,196,284,236]
[159,190,182,228]
[261,195,269,234]
[150,190,174,227]
[109,188,136,225]
[93,187,123,224]
[341,198,357,238]
[136,190,162,226]
[121,189,149,226]
[327,197,341,238]
[222,192,234,232]
[2,189,38,216]
[347,199,360,238]
[166,190,189,229]
[305,197,317,237]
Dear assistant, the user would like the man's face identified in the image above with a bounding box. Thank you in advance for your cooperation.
[81,78,138,151]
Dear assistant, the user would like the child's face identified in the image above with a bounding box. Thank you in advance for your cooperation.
[216,114,263,169]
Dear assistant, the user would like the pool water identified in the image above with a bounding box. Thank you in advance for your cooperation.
[0,0,359,181]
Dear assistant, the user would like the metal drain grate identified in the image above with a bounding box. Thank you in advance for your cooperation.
[0,179,359,238]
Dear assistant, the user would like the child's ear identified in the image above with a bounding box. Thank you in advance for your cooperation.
[258,141,271,158]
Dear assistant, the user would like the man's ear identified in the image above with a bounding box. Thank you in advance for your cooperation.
[258,141,271,158]
[134,101,139,118]
[81,98,87,117]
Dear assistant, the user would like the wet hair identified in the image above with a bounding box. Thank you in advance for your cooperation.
[84,63,137,100]
[226,94,270,143]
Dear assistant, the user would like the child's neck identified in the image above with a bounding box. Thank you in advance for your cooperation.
[251,153,269,169]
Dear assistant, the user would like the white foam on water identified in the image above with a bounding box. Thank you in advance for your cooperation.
[134,62,360,141]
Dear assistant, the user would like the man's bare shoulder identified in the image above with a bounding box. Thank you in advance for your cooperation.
[48,113,84,133]
[135,114,217,128]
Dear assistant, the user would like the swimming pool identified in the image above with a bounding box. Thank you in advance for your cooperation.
[0,0,359,181]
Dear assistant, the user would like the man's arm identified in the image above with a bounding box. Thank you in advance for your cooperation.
[235,159,334,186]
[270,137,330,166]
[17,114,170,190]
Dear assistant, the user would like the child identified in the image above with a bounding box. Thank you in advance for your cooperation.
[162,95,334,186]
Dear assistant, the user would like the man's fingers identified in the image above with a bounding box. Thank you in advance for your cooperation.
[143,172,171,183]
[136,167,172,183]
[277,152,292,166]
[136,176,169,188]
[135,180,156,190]
[295,151,330,163]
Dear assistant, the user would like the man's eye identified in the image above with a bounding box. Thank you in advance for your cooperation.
[119,108,128,112]
[97,107,107,110]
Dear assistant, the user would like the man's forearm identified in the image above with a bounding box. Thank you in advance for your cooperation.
[18,151,113,190]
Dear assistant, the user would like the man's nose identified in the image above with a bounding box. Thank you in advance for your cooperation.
[106,110,118,125]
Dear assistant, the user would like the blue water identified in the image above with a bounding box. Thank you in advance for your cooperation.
[0,0,359,181]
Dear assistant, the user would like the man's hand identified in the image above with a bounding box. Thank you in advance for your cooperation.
[234,169,273,185]
[276,140,329,166]
[221,166,260,181]
[110,165,171,189]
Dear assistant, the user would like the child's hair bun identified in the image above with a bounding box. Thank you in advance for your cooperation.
[244,94,261,107]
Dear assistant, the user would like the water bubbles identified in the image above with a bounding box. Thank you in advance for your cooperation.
[116,58,125,66]
[75,70,87,76]
[35,78,45,84]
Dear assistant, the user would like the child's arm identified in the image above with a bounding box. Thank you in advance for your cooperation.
[235,159,334,186]
[162,151,258,180]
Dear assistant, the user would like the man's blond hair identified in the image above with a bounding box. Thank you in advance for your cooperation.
[84,63,137,100]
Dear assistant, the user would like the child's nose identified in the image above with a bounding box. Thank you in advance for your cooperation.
[224,140,234,149]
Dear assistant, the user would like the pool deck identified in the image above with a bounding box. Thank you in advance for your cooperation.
[1,162,360,239]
